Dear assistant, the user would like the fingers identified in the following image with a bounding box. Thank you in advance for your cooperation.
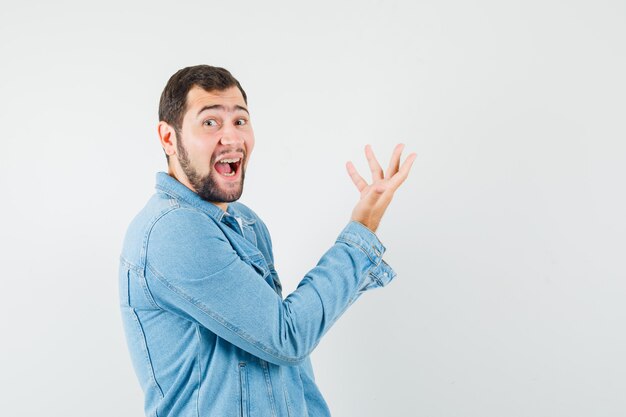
[390,152,417,188]
[349,145,416,193]
[346,161,368,192]
[365,144,384,181]
[385,143,405,178]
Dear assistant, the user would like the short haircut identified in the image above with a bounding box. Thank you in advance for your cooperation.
[158,64,247,135]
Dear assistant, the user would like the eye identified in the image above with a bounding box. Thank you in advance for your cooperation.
[203,119,218,127]
[236,118,247,126]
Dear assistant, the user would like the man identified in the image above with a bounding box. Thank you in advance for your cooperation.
[119,65,416,417]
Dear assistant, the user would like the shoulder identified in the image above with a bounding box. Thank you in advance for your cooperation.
[150,206,224,242]
[121,192,182,264]
[146,206,236,277]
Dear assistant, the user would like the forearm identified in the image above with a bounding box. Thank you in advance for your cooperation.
[282,221,394,347]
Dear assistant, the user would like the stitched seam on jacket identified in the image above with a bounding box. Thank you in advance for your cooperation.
[336,235,381,266]
[130,307,164,399]
[261,361,278,417]
[139,202,180,269]
[195,324,201,417]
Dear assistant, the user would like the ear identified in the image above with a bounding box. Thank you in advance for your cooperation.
[158,121,177,157]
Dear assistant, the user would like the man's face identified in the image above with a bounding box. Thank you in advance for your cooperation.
[172,85,255,205]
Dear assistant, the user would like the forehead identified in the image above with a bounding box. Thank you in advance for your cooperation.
[184,85,246,115]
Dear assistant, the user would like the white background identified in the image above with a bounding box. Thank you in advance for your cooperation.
[1,1,625,416]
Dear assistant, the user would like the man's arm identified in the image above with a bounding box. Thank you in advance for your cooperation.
[146,144,415,366]
[146,210,393,367]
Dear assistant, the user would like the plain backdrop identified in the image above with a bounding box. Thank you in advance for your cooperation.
[1,1,625,416]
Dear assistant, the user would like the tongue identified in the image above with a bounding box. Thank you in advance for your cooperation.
[215,162,233,175]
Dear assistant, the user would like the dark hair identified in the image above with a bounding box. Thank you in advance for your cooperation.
[158,65,247,160]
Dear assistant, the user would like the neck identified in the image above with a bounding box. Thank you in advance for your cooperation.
[213,202,228,212]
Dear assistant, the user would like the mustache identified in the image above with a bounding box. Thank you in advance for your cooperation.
[213,148,246,162]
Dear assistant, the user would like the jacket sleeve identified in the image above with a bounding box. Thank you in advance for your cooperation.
[145,208,396,367]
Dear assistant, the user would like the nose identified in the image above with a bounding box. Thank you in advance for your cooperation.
[219,123,244,147]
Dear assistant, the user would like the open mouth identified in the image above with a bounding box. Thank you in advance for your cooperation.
[214,157,242,178]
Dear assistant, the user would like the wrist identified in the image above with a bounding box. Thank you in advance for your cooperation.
[349,217,378,233]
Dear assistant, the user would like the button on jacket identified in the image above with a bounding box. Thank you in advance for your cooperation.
[119,172,396,417]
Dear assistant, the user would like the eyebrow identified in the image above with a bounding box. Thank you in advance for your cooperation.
[196,104,249,117]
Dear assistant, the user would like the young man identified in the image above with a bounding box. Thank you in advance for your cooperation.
[119,65,416,417]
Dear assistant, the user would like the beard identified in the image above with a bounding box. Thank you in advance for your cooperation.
[176,135,246,203]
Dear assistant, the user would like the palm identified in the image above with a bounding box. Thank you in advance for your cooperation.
[346,144,417,233]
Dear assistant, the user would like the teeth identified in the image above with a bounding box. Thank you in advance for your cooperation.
[218,158,241,163]
[222,172,235,176]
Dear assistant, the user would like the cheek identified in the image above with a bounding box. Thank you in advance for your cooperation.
[245,134,255,156]
[191,135,218,156]
[185,138,217,169]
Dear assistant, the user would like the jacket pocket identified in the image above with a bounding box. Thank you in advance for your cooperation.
[239,362,250,417]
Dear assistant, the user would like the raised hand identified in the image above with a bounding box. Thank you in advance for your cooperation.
[346,144,417,233]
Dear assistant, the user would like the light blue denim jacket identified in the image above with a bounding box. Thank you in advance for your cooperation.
[119,172,396,417]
